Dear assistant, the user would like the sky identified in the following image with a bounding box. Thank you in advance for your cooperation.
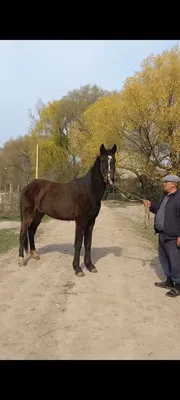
[0,39,179,146]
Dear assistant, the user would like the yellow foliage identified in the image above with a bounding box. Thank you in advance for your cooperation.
[69,45,180,177]
[30,134,66,178]
[29,99,69,178]
[119,45,180,173]
[69,94,123,171]
[25,45,180,182]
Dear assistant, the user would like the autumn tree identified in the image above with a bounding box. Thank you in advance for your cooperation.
[68,45,180,199]
[3,44,180,199]
[69,94,123,174]
[1,135,34,189]
[28,84,111,180]
[118,45,180,181]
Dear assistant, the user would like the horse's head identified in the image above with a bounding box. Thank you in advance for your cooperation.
[99,143,117,187]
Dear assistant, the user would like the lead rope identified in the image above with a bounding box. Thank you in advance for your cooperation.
[144,206,150,229]
[113,185,150,229]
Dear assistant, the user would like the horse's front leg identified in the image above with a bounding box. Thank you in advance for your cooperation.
[73,220,86,277]
[84,218,97,273]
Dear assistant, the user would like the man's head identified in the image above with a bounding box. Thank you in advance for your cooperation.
[162,174,180,193]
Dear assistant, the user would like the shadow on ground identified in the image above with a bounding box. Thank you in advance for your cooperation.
[150,256,164,281]
[25,242,163,283]
[25,243,123,267]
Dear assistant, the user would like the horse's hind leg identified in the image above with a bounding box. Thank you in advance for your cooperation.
[28,211,44,260]
[73,220,86,277]
[84,218,97,273]
[19,216,33,267]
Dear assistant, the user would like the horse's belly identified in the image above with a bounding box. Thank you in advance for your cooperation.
[38,192,100,221]
[39,197,75,220]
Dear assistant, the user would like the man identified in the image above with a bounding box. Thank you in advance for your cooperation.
[143,174,180,298]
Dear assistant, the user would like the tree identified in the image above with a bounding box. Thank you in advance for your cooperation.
[119,45,180,178]
[68,45,180,197]
[69,94,123,173]
[0,135,34,189]
[28,84,111,179]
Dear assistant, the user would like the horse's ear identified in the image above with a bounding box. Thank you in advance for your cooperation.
[100,144,106,155]
[111,144,117,154]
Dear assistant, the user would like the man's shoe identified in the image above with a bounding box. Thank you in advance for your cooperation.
[154,277,174,289]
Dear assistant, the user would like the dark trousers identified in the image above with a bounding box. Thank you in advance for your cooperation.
[158,233,180,284]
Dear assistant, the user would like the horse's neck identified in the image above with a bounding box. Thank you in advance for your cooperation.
[90,157,106,199]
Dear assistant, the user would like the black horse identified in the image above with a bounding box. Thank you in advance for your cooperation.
[18,143,117,277]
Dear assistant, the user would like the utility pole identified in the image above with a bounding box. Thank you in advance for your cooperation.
[4,167,7,193]
[35,143,39,179]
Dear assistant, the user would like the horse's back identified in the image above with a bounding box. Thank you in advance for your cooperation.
[21,179,59,196]
[20,179,59,207]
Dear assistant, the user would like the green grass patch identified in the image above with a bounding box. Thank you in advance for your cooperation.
[103,199,142,209]
[0,215,51,254]
[42,215,51,222]
[0,214,51,223]
[0,228,19,253]
[0,221,49,254]
[0,215,20,222]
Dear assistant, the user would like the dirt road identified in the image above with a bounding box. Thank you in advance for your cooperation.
[0,201,180,360]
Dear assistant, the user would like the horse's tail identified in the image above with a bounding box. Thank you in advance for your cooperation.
[20,195,29,254]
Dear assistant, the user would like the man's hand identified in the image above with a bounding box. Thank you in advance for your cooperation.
[143,200,151,208]
[177,237,180,247]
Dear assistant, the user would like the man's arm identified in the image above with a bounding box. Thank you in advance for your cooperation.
[149,202,159,214]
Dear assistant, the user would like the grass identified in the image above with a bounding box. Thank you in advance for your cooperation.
[0,228,19,254]
[42,215,51,222]
[0,214,51,254]
[103,199,140,208]
[0,214,51,222]
[0,215,20,222]
[0,226,45,254]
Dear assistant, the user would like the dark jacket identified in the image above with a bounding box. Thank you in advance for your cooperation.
[150,189,180,238]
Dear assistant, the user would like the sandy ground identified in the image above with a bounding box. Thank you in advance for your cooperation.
[0,221,20,229]
[0,201,180,360]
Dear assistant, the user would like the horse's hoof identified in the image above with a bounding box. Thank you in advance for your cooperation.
[75,270,85,277]
[86,265,97,273]
[90,267,97,273]
[18,259,27,267]
[30,251,40,260]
